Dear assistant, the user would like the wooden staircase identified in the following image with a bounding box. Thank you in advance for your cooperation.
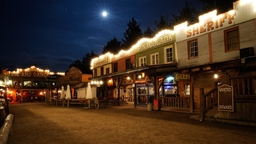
[200,85,219,121]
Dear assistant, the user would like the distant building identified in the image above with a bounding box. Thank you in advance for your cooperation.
[55,66,94,99]
[1,65,65,102]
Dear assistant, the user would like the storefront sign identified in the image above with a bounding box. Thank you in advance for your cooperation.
[94,57,109,67]
[175,73,190,81]
[138,31,174,52]
[218,84,234,112]
[6,72,48,77]
[187,10,236,38]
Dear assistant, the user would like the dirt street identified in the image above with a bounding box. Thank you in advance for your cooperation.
[7,103,256,144]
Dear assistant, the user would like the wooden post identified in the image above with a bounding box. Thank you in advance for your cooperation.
[133,74,137,108]
[117,77,120,106]
[62,99,65,107]
[200,88,205,121]
[154,75,159,99]
[190,76,194,113]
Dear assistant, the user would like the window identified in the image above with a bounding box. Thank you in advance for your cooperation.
[101,67,104,75]
[106,68,109,75]
[184,84,190,96]
[113,62,118,72]
[188,39,198,58]
[151,53,159,65]
[139,56,146,66]
[94,69,97,77]
[23,81,32,87]
[225,27,239,51]
[163,76,177,95]
[125,58,131,70]
[165,47,173,63]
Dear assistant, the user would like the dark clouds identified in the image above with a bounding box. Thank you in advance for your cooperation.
[0,0,197,72]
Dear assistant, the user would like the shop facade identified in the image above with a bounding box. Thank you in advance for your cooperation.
[2,65,65,102]
[90,1,256,121]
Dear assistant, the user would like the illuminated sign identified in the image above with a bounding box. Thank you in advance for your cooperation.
[175,73,190,81]
[187,10,236,38]
[138,31,175,52]
[6,72,48,77]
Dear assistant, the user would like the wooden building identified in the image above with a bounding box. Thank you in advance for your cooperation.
[90,0,256,122]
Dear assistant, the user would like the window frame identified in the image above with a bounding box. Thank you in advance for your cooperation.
[125,58,131,70]
[100,67,104,75]
[187,39,198,59]
[113,62,118,72]
[164,46,173,63]
[150,52,159,65]
[94,69,97,77]
[224,27,240,52]
[139,56,147,66]
[106,68,109,75]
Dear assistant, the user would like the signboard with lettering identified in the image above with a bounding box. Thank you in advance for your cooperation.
[174,73,190,81]
[6,72,49,77]
[218,84,234,112]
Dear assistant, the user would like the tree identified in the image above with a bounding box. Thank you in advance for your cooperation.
[198,0,237,14]
[122,17,143,49]
[70,60,82,68]
[143,26,155,38]
[171,1,198,27]
[70,51,97,74]
[102,37,122,54]
[154,15,171,32]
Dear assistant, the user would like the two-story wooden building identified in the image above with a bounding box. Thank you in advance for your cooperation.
[90,0,256,122]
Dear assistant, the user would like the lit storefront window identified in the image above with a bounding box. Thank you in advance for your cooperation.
[23,81,32,87]
[184,84,190,95]
[163,76,177,96]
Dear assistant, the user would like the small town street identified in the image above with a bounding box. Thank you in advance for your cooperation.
[7,103,256,144]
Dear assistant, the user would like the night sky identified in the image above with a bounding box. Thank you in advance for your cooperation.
[1,0,198,72]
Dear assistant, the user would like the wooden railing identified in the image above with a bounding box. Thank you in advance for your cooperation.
[200,86,219,121]
[230,77,256,99]
[161,97,190,110]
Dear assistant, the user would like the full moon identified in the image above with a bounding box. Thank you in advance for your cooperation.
[102,11,107,17]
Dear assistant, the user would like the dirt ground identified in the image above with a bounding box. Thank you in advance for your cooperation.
[7,103,256,144]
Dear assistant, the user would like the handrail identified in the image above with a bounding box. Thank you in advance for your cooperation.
[202,86,218,98]
[200,85,220,121]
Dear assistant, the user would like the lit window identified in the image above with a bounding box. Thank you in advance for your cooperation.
[188,39,198,58]
[165,46,173,63]
[23,81,32,87]
[139,56,146,66]
[225,27,239,51]
[151,53,159,65]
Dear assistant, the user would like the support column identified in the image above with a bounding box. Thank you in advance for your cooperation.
[117,77,122,106]
[154,75,159,99]
[190,75,194,113]
[133,74,137,108]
